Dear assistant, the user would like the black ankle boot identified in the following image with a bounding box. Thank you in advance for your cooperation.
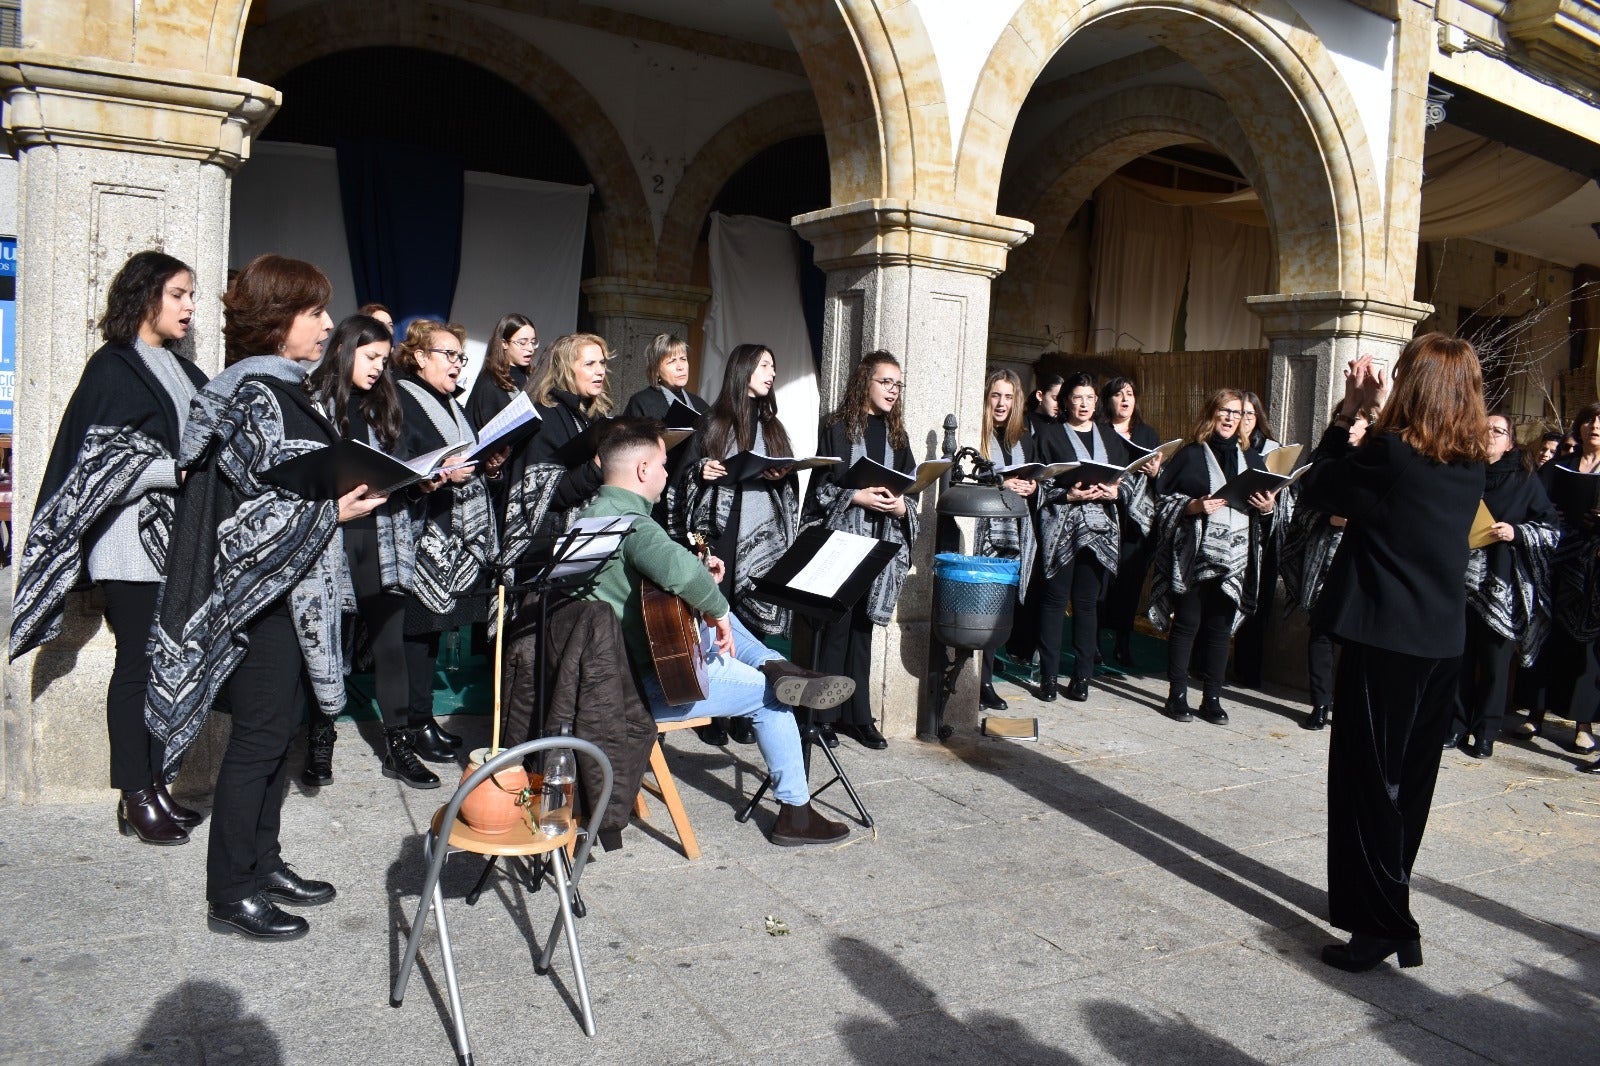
[383,729,441,789]
[117,788,189,845]
[302,712,337,787]
[695,719,729,746]
[980,683,1008,711]
[1321,933,1422,972]
[154,780,202,828]
[1038,674,1058,703]
[1195,694,1229,724]
[1302,704,1330,731]
[410,721,457,763]
[1161,685,1193,722]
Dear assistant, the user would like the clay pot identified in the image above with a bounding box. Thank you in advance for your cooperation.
[457,748,532,835]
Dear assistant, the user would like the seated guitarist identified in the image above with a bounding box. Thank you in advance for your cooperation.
[581,417,854,846]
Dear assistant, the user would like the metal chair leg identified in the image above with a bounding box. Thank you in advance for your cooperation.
[432,867,474,1063]
[392,831,440,1007]
[464,856,498,906]
[550,853,596,1037]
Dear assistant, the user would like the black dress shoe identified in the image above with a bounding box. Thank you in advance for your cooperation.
[208,893,310,940]
[416,719,462,751]
[261,865,336,906]
[410,723,457,763]
[1320,933,1422,972]
[302,713,336,787]
[1037,675,1058,703]
[1113,633,1136,669]
[695,720,729,746]
[1578,756,1600,774]
[1441,731,1461,751]
[846,722,888,750]
[118,788,189,846]
[153,780,203,828]
[383,729,442,789]
[1195,695,1229,725]
[818,723,839,749]
[727,717,757,745]
[1161,689,1194,723]
[980,684,1008,711]
[1301,705,1330,731]
[1064,678,1089,702]
[1463,736,1494,759]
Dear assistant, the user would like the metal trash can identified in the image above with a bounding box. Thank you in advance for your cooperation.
[931,553,1019,652]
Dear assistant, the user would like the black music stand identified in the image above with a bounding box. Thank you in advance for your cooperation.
[460,517,635,911]
[734,527,902,829]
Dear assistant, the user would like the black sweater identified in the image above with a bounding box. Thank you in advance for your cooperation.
[526,388,604,513]
[1298,426,1485,658]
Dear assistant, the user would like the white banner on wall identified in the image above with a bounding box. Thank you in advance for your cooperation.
[230,142,360,323]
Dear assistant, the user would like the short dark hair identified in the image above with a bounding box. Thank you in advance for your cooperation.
[222,254,333,364]
[99,251,193,346]
[598,416,667,473]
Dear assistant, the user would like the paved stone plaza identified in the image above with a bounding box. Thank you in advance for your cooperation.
[1,666,1596,1066]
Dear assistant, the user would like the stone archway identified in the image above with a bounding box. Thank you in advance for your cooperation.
[26,0,251,76]
[240,0,655,279]
[958,0,1387,297]
[992,85,1268,342]
[655,92,824,286]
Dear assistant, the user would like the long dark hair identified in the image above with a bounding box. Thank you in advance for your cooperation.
[704,343,791,458]
[1098,375,1142,429]
[305,315,403,452]
[1029,370,1064,413]
[99,251,193,346]
[1239,390,1277,449]
[484,312,534,392]
[825,350,908,450]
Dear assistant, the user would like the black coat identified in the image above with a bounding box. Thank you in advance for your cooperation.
[622,385,710,422]
[465,365,529,431]
[1037,419,1130,471]
[525,389,604,516]
[1298,426,1485,659]
[1482,452,1557,583]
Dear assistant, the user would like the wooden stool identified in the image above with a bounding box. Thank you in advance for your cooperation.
[634,716,710,860]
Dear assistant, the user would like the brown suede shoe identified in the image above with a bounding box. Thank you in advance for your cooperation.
[769,801,850,846]
[759,661,856,710]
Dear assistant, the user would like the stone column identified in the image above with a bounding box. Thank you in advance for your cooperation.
[0,52,277,800]
[793,200,1032,739]
[581,277,711,403]
[1243,290,1431,690]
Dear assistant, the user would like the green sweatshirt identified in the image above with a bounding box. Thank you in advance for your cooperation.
[579,485,729,665]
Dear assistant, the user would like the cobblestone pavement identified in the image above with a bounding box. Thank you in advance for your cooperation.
[1,668,1596,1065]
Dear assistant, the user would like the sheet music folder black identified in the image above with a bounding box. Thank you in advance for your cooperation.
[751,526,902,625]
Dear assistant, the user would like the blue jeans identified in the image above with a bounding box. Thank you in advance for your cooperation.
[639,613,809,805]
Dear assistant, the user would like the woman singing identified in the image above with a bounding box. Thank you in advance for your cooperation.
[1231,391,1285,688]
[147,254,386,939]
[1449,411,1558,758]
[466,313,537,430]
[802,352,918,749]
[974,369,1037,710]
[1098,375,1162,668]
[623,333,710,530]
[1034,372,1125,702]
[1299,339,1488,972]
[394,320,502,763]
[303,315,437,789]
[682,344,801,746]
[1149,389,1276,724]
[11,251,210,845]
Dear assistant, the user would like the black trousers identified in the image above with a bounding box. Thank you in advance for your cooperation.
[1307,626,1336,708]
[207,602,304,904]
[1231,543,1277,688]
[1548,629,1599,727]
[101,581,165,791]
[1037,550,1106,682]
[1101,527,1153,636]
[403,629,443,730]
[346,527,410,731]
[1327,641,1457,940]
[1166,581,1236,696]
[814,601,875,726]
[1456,612,1513,739]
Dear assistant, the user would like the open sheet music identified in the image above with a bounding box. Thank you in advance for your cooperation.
[263,437,474,500]
[720,452,841,483]
[546,515,636,581]
[787,530,880,599]
[844,456,953,495]
[460,392,540,463]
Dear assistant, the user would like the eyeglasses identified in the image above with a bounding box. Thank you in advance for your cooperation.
[1216,408,1243,419]
[428,348,468,366]
[510,338,538,350]
[873,378,905,393]
[1488,426,1511,438]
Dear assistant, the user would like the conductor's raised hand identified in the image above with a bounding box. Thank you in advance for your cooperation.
[337,484,387,523]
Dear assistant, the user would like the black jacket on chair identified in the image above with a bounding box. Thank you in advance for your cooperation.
[1298,426,1485,659]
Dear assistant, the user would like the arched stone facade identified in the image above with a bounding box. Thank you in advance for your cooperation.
[30,0,250,76]
[240,0,656,280]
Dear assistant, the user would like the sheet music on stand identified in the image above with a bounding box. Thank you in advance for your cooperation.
[543,515,637,584]
[752,526,903,624]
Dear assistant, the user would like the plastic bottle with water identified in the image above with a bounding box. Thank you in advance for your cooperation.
[538,727,575,836]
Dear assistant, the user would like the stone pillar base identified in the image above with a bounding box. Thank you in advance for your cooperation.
[581,277,710,403]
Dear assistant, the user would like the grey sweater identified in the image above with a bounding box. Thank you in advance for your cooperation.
[85,340,198,583]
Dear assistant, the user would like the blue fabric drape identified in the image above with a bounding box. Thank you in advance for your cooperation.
[336,140,465,322]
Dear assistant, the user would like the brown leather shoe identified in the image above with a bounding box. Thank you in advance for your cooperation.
[117,788,189,846]
[759,661,855,710]
[769,801,849,846]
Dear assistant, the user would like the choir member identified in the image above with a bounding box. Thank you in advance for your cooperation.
[974,368,1037,710]
[1098,375,1162,668]
[466,312,536,429]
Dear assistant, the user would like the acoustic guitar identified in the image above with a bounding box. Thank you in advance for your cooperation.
[641,534,711,705]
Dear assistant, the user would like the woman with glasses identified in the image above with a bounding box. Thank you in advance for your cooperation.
[1149,389,1276,724]
[975,368,1037,710]
[467,313,537,429]
[1449,411,1558,759]
[1230,391,1286,689]
[802,352,918,749]
[623,334,710,530]
[681,344,802,747]
[394,320,502,763]
[1034,372,1127,703]
[1098,376,1162,669]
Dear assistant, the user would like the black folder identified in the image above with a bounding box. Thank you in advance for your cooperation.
[843,456,953,495]
[664,398,704,430]
[720,451,840,483]
[1212,465,1309,511]
[262,439,460,500]
[1547,464,1600,524]
[551,417,613,467]
[751,526,903,624]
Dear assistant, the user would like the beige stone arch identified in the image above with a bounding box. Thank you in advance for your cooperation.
[992,85,1269,336]
[27,0,250,76]
[771,0,954,204]
[961,0,1388,296]
[655,92,824,285]
[240,0,656,278]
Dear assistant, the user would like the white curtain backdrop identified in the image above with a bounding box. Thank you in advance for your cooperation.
[1186,211,1271,350]
[1089,179,1191,352]
[701,212,820,459]
[451,172,591,397]
[230,142,359,322]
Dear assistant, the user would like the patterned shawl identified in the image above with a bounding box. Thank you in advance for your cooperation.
[146,358,345,774]
[976,432,1036,603]
[1278,503,1343,615]
[1467,518,1559,665]
[1147,444,1264,635]
[1037,425,1120,578]
[801,425,918,626]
